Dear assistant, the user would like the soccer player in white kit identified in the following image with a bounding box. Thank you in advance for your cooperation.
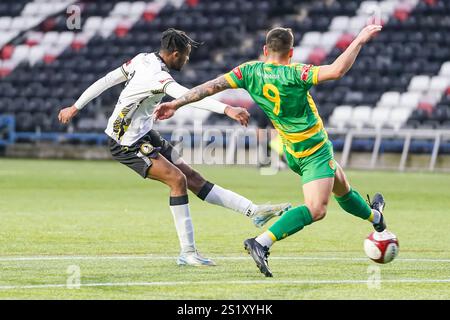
[58,29,291,266]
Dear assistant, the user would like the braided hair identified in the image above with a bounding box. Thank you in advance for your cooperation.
[160,28,202,53]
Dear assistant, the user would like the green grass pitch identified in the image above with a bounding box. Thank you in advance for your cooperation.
[0,158,449,299]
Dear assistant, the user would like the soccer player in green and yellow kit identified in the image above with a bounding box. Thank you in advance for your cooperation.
[154,24,386,277]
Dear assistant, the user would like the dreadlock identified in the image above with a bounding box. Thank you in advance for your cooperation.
[160,28,202,53]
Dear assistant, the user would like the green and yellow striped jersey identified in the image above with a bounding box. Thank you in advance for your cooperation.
[225,61,327,158]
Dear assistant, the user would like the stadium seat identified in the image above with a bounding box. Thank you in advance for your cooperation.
[10,45,29,64]
[300,32,322,48]
[320,31,342,52]
[387,108,413,130]
[328,105,353,129]
[348,16,367,35]
[350,106,372,129]
[429,76,449,94]
[0,17,12,30]
[292,46,311,63]
[28,46,45,65]
[370,107,391,130]
[399,92,421,109]
[439,61,450,77]
[84,17,104,33]
[329,16,350,31]
[408,75,430,92]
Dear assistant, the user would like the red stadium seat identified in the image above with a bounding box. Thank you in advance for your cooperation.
[1,44,14,60]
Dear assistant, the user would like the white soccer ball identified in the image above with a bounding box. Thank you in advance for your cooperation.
[364,230,399,264]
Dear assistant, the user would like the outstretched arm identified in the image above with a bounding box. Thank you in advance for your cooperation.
[153,75,249,126]
[170,75,232,109]
[58,67,127,124]
[317,24,382,83]
[163,80,249,126]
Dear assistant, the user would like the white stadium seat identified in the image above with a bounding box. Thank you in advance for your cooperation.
[370,107,391,130]
[0,31,18,48]
[145,1,165,14]
[1,59,18,71]
[379,0,397,15]
[130,2,147,17]
[439,61,450,77]
[38,3,57,16]
[22,3,40,17]
[399,92,421,109]
[25,17,43,30]
[10,17,28,31]
[100,17,121,38]
[429,76,449,94]
[420,92,442,106]
[11,45,30,64]
[377,91,400,109]
[42,32,60,45]
[112,2,132,17]
[27,31,44,44]
[28,46,46,65]
[73,31,96,45]
[300,32,322,48]
[351,106,372,129]
[84,17,104,32]
[292,46,311,63]
[59,32,75,46]
[358,1,380,16]
[0,17,12,30]
[329,16,350,31]
[408,75,430,92]
[320,31,342,52]
[387,108,412,130]
[329,105,353,129]
[348,16,367,34]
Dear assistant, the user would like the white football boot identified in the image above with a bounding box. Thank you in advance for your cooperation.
[252,203,292,228]
[177,250,216,267]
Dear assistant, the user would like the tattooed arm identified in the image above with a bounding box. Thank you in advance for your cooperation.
[169,75,232,109]
[153,75,249,126]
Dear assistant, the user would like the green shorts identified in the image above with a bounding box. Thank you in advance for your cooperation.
[284,140,336,185]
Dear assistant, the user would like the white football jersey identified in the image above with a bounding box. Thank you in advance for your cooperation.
[105,53,174,146]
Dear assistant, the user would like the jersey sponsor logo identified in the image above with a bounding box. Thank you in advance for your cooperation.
[256,72,279,79]
[232,67,243,80]
[159,78,173,84]
[301,64,312,81]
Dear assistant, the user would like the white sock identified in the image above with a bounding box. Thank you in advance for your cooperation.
[370,209,382,224]
[169,197,195,253]
[204,184,257,217]
[256,231,275,248]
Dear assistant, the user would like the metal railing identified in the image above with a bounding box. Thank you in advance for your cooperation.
[2,116,450,172]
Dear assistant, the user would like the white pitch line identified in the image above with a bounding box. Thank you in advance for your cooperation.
[0,255,449,263]
[0,279,450,290]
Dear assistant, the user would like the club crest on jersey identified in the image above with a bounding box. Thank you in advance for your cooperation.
[329,159,336,170]
[301,64,312,81]
[140,143,155,156]
[232,67,243,80]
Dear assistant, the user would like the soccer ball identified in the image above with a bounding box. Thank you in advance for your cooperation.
[364,230,399,264]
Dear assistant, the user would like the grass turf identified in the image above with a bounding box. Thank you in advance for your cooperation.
[0,158,449,299]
